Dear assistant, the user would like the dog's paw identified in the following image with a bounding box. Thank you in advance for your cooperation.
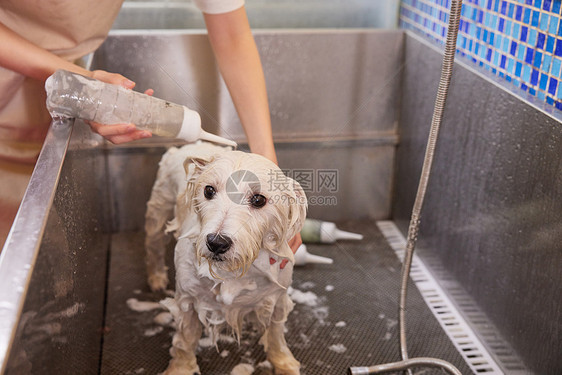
[148,271,169,292]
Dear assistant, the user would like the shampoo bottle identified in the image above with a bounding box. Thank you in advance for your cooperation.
[300,218,363,244]
[45,70,236,147]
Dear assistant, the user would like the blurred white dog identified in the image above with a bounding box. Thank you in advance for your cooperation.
[144,142,307,375]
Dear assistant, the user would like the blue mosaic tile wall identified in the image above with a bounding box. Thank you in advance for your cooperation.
[400,0,562,110]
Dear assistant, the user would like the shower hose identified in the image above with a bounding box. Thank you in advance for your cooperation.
[348,0,464,374]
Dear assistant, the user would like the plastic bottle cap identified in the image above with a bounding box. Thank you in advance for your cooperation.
[176,107,203,141]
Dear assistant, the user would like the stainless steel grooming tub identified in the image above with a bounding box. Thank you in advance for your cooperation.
[0,30,560,374]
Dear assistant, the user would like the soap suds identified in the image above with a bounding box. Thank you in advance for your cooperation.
[144,326,164,337]
[328,343,347,353]
[335,321,346,328]
[153,312,173,326]
[199,334,236,348]
[325,285,335,292]
[126,298,163,312]
[230,363,254,375]
[287,287,318,307]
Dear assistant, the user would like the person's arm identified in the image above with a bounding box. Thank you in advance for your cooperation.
[204,7,304,253]
[203,7,277,164]
[0,22,151,144]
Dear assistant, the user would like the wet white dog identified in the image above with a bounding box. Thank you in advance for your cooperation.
[144,142,307,375]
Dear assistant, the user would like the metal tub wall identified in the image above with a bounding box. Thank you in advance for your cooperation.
[1,123,111,374]
[393,32,562,374]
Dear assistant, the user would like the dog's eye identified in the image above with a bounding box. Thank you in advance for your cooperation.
[250,194,267,208]
[204,185,216,199]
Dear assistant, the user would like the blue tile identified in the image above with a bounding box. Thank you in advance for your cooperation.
[499,17,505,32]
[555,101,562,110]
[526,46,535,63]
[529,29,538,45]
[537,33,546,49]
[518,44,526,59]
[500,54,507,68]
[512,23,521,39]
[495,34,502,48]
[521,82,528,91]
[505,20,512,34]
[553,0,561,13]
[539,14,549,31]
[548,77,558,95]
[523,65,531,81]
[543,0,552,11]
[501,0,508,14]
[548,15,558,34]
[546,36,556,52]
[515,5,523,20]
[515,61,523,76]
[506,74,512,82]
[556,39,562,56]
[540,73,549,90]
[508,57,515,72]
[523,8,531,23]
[508,2,515,17]
[510,40,518,55]
[531,69,539,85]
[552,58,562,76]
[544,54,552,70]
[546,96,554,105]
[534,51,543,67]
[558,84,562,98]
[537,91,545,100]
[532,11,540,27]
[502,37,510,52]
[529,87,537,95]
[520,26,528,42]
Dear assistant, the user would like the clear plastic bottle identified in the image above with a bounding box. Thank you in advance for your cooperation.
[45,70,236,146]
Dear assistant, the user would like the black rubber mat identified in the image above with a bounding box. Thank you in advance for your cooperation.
[100,220,473,375]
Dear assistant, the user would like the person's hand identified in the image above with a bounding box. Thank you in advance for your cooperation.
[86,70,154,144]
[288,233,302,254]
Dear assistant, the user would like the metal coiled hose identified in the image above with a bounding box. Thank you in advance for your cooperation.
[349,0,464,374]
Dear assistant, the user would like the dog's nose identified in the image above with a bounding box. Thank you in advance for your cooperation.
[206,233,233,254]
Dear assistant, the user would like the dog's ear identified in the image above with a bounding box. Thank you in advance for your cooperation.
[284,178,308,242]
[183,155,213,177]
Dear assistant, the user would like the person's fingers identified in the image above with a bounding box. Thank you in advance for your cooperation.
[105,130,152,144]
[91,70,135,89]
[87,121,136,137]
[144,88,154,96]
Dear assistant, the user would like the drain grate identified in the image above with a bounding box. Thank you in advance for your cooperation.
[376,221,504,375]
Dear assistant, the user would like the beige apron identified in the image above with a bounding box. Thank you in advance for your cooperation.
[0,0,124,162]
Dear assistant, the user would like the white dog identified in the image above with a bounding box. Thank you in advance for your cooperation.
[144,142,307,375]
